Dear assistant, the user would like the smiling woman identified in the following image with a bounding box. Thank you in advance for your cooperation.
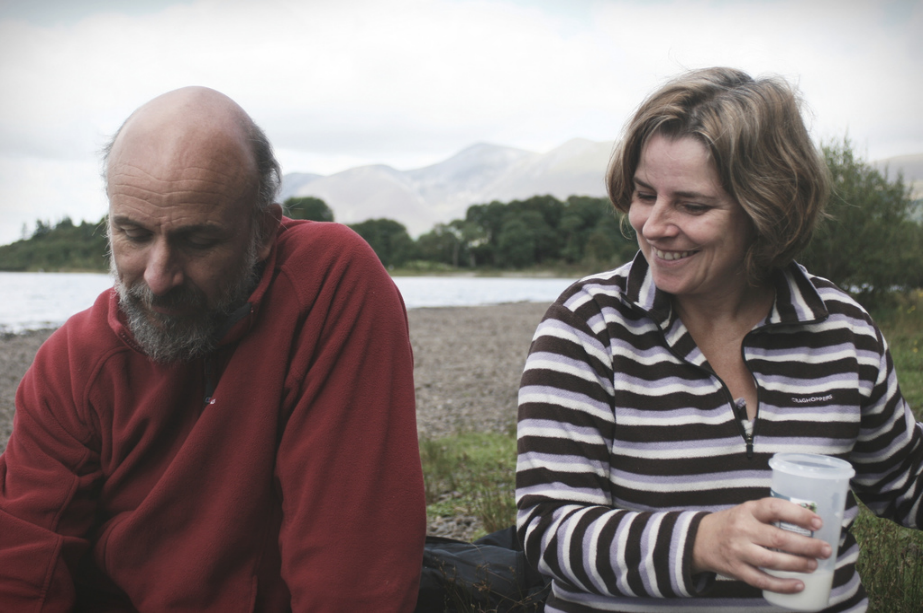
[627,134,757,303]
[515,67,923,613]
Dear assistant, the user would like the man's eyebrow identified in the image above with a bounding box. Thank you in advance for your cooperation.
[632,177,716,202]
[110,215,143,227]
[171,224,226,237]
[110,216,226,236]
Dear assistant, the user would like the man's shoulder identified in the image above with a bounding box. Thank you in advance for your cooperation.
[22,288,127,413]
[276,220,375,258]
[265,220,403,322]
[273,220,385,282]
[41,289,123,363]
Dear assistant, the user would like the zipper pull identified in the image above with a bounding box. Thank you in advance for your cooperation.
[732,399,755,459]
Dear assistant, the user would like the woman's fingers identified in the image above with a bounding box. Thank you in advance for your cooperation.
[730,560,808,594]
[692,498,833,593]
[751,497,832,561]
[752,495,821,532]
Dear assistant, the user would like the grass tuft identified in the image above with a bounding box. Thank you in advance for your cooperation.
[873,289,923,419]
[853,502,923,612]
[421,431,518,541]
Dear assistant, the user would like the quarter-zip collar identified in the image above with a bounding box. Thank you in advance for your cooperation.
[623,253,832,462]
[624,252,830,352]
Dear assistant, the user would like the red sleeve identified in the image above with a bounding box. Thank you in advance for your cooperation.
[273,226,426,612]
[0,320,104,612]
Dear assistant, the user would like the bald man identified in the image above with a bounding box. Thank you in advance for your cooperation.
[0,87,426,612]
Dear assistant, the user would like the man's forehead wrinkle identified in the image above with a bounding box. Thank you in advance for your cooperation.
[110,162,246,189]
[111,185,230,206]
[109,179,234,211]
[110,200,229,236]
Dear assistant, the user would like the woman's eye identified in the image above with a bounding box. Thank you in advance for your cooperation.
[681,203,710,214]
[635,192,655,202]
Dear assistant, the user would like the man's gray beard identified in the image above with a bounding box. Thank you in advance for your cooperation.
[110,238,262,363]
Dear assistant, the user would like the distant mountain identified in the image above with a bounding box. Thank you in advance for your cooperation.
[279,142,921,236]
[279,139,614,236]
[405,143,536,221]
[277,172,324,203]
[485,138,612,204]
[873,153,923,200]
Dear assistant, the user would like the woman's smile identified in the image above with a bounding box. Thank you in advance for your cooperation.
[651,247,698,262]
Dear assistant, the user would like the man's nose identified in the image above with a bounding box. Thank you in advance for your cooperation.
[144,240,184,295]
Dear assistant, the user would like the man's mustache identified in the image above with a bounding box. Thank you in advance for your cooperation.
[125,281,207,312]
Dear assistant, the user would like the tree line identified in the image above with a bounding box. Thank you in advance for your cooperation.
[307,193,638,272]
[0,217,110,273]
[1,138,920,306]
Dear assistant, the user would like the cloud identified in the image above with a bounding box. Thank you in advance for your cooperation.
[0,0,920,246]
[0,155,108,238]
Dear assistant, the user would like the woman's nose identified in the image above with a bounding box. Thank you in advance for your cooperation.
[642,199,676,239]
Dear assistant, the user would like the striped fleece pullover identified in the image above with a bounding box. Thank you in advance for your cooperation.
[516,254,923,613]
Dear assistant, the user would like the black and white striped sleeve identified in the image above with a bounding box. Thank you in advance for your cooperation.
[516,300,710,599]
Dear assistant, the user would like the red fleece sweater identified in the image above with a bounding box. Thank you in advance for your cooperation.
[0,220,426,612]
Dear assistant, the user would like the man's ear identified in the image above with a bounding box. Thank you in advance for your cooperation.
[257,203,283,260]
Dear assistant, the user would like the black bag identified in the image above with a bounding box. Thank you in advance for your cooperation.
[415,526,550,612]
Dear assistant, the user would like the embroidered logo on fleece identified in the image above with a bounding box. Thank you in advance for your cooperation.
[791,394,833,404]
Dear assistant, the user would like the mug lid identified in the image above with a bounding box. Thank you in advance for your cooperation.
[769,453,855,479]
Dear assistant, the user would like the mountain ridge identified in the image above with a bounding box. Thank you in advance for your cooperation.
[279,140,922,237]
[279,138,613,236]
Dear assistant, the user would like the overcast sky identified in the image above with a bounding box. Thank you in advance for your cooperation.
[1,0,921,246]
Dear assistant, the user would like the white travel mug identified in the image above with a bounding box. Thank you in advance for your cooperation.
[763,453,855,612]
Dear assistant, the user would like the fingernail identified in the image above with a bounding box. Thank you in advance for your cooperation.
[795,582,804,592]
[821,544,832,558]
[807,559,817,571]
[811,517,823,530]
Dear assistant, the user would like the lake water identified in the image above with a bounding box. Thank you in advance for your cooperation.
[0,272,576,333]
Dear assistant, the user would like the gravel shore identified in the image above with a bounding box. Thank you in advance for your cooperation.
[0,301,552,457]
[409,301,551,440]
[0,328,55,452]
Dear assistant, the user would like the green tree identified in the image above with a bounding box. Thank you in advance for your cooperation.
[511,196,563,263]
[464,196,564,267]
[0,216,109,272]
[348,218,416,268]
[283,196,334,222]
[32,219,52,239]
[417,223,465,267]
[453,220,487,268]
[584,230,616,263]
[801,138,923,306]
[458,194,636,269]
[558,196,636,266]
[465,200,508,265]
[496,216,538,268]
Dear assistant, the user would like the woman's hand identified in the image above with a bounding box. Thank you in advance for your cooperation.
[692,497,833,593]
